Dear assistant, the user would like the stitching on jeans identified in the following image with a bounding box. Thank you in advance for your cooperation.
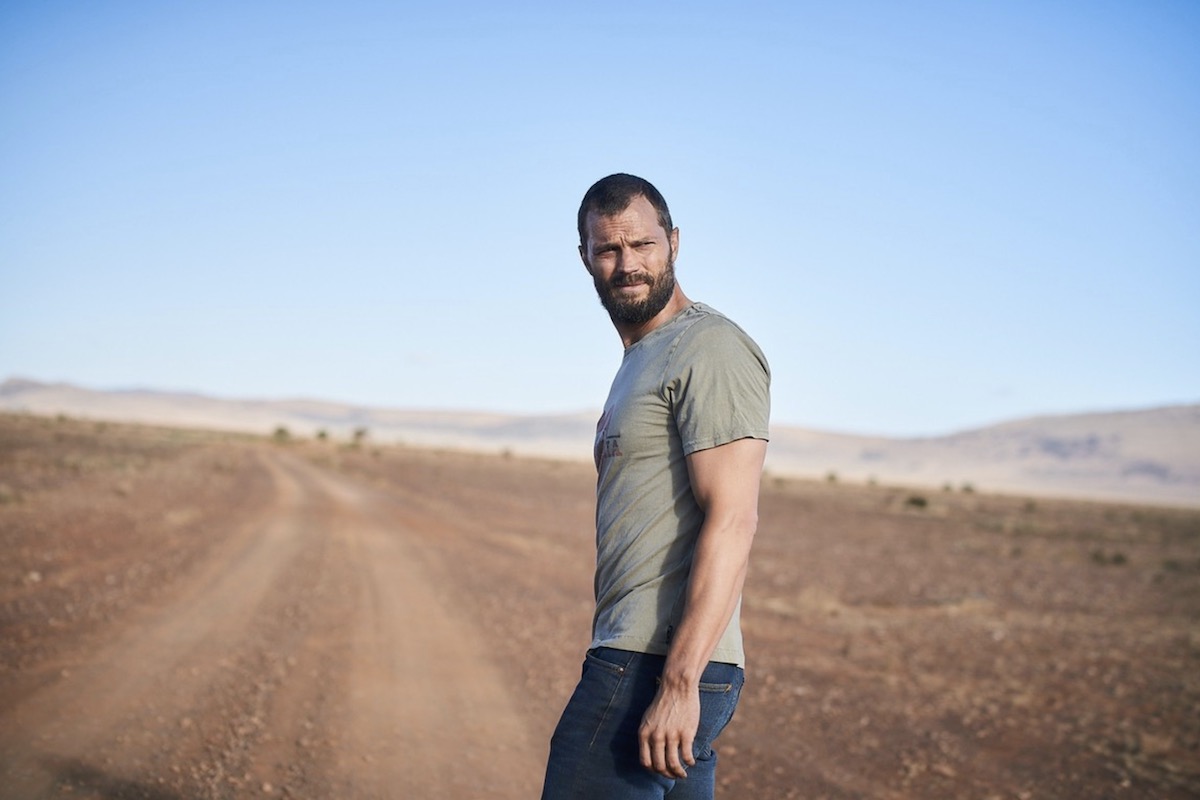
[587,663,625,751]
[698,681,732,693]
[654,677,734,693]
[584,650,628,676]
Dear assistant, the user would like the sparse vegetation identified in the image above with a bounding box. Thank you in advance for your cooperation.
[272,426,291,443]
[905,494,928,509]
[1091,548,1128,566]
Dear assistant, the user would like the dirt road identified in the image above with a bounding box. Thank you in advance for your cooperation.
[4,414,1200,799]
[0,447,546,799]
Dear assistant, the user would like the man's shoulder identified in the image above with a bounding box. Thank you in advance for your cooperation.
[679,302,731,326]
[672,304,767,362]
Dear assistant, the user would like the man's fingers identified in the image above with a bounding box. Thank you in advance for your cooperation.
[652,738,666,775]
[664,740,686,778]
[658,738,673,776]
[642,730,689,779]
[639,733,653,771]
[640,727,665,774]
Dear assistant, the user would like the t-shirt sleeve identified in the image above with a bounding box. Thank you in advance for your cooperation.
[667,317,771,456]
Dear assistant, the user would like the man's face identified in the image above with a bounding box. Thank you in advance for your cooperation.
[580,195,680,326]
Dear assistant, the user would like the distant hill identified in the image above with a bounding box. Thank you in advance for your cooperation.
[2,377,1197,508]
[767,407,1200,507]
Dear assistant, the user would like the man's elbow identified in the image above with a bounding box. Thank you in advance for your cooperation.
[732,510,759,542]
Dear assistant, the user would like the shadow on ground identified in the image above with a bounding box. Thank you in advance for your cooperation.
[40,757,185,800]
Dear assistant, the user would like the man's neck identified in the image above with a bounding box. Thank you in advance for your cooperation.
[614,288,693,348]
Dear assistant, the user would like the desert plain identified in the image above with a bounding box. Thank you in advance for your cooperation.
[1,412,1198,799]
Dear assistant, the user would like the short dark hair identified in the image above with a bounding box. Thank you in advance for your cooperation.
[577,173,674,248]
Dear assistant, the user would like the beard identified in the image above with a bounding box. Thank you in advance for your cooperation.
[593,257,677,326]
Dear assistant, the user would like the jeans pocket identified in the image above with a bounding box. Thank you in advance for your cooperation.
[574,649,641,751]
[698,680,733,693]
[584,647,633,676]
[693,668,743,759]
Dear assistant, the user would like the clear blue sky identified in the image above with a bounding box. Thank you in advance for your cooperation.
[2,1,1197,436]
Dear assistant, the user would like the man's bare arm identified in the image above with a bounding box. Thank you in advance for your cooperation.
[638,436,767,779]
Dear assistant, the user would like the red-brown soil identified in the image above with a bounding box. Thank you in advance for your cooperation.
[1,413,1198,799]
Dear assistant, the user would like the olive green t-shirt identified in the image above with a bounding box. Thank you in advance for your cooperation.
[591,302,771,667]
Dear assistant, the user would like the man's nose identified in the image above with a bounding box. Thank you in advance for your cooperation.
[614,247,639,273]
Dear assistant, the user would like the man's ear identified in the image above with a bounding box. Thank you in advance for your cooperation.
[579,244,593,276]
[670,227,680,259]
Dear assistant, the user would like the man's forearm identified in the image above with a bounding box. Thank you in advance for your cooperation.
[638,436,766,779]
[660,509,757,687]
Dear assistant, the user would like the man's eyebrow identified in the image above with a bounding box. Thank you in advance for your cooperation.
[598,237,656,247]
[591,235,659,252]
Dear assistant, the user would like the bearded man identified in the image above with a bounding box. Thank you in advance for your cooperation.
[541,174,771,799]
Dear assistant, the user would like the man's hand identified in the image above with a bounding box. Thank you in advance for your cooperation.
[638,681,700,779]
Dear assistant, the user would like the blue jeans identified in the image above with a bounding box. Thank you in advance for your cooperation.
[541,647,744,800]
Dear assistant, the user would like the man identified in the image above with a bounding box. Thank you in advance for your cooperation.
[541,174,770,799]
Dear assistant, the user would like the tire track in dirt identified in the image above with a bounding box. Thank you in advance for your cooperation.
[251,455,545,799]
[0,449,543,799]
[0,450,315,798]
